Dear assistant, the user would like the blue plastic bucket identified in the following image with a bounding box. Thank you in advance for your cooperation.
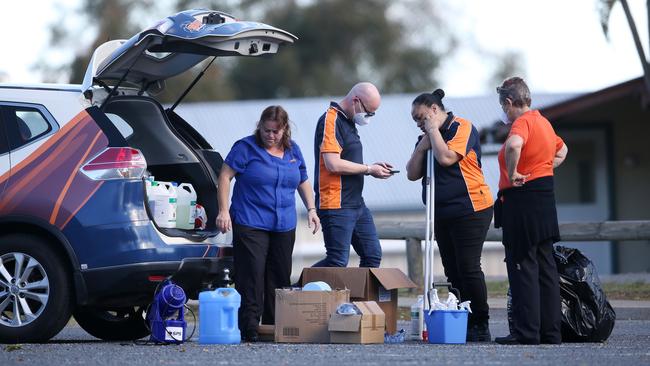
[199,288,241,344]
[424,309,468,344]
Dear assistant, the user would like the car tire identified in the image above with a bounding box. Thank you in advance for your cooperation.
[0,234,73,343]
[74,305,150,341]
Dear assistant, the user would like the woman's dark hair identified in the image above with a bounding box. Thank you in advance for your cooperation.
[497,77,531,107]
[254,105,291,149]
[412,88,446,110]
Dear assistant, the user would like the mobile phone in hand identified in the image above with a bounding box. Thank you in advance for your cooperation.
[389,170,400,174]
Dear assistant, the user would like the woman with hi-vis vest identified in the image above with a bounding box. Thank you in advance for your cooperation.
[406,89,494,342]
[493,77,568,345]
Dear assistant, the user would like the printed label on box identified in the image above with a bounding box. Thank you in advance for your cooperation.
[378,285,391,302]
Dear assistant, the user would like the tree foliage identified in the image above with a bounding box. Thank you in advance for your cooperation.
[488,50,526,90]
[226,0,441,99]
[39,0,448,102]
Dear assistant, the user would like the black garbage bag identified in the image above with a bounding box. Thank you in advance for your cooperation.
[506,246,616,342]
[554,245,615,342]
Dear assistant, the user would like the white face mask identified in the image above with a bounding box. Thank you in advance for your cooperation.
[499,110,512,125]
[352,97,374,126]
[353,113,371,126]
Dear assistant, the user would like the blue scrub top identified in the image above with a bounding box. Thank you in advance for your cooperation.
[225,135,308,232]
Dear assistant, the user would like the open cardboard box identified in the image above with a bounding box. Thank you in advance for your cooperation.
[329,301,385,344]
[299,268,416,334]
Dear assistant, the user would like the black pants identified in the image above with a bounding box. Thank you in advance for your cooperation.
[434,207,492,326]
[232,224,295,334]
[505,239,562,344]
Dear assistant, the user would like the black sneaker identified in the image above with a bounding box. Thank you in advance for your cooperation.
[466,322,491,342]
[494,334,521,345]
[243,329,259,342]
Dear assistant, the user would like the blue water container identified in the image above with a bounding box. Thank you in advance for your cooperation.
[424,309,468,344]
[199,288,241,344]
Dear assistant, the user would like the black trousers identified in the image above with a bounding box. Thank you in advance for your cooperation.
[434,207,493,326]
[505,239,562,344]
[232,224,295,334]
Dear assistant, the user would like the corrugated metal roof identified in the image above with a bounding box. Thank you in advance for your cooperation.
[175,92,579,211]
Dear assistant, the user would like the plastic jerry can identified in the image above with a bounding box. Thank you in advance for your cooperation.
[145,178,155,214]
[149,181,174,228]
[176,183,197,230]
[199,288,241,344]
[158,181,177,228]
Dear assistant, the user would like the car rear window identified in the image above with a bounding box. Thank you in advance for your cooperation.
[1,104,58,151]
[106,113,134,139]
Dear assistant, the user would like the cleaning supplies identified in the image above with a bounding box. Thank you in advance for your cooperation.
[176,183,197,230]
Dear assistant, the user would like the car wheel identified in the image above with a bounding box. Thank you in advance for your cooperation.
[74,305,150,341]
[0,234,73,343]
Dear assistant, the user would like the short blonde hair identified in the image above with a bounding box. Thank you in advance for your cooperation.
[497,77,531,107]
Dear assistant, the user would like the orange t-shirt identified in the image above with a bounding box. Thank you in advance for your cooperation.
[498,110,564,190]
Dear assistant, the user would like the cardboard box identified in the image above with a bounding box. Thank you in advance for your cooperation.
[329,301,385,344]
[299,268,416,334]
[274,288,350,343]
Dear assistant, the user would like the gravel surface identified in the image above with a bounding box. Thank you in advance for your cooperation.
[2,307,648,365]
[5,259,645,364]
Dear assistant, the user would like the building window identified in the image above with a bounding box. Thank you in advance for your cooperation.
[555,140,596,204]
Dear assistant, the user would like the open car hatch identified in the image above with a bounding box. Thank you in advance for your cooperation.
[82,9,297,94]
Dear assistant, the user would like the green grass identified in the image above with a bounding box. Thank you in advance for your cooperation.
[396,281,650,320]
[400,280,650,301]
[602,281,650,301]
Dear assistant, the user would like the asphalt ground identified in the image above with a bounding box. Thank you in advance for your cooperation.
[1,306,648,366]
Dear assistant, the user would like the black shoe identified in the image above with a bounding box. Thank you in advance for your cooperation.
[541,337,562,345]
[466,322,491,342]
[495,334,521,345]
[243,330,259,342]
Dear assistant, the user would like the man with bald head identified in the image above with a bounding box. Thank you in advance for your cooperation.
[313,82,394,268]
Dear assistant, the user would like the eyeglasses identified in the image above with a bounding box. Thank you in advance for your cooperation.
[496,86,507,94]
[356,97,375,117]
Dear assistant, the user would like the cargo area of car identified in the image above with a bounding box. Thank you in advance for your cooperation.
[102,96,222,240]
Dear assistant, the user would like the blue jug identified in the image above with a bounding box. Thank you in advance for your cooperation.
[199,288,241,344]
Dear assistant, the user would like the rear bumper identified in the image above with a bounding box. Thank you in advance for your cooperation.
[80,256,233,307]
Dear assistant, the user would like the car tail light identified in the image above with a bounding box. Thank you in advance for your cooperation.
[148,275,167,282]
[80,147,147,180]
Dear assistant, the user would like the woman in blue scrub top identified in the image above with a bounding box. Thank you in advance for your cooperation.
[217,105,320,342]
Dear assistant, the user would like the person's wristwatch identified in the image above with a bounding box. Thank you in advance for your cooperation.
[365,164,371,176]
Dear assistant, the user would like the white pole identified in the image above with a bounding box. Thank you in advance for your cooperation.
[428,150,435,295]
[423,149,435,309]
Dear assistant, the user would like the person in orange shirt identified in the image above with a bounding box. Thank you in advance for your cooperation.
[406,89,494,342]
[493,77,568,345]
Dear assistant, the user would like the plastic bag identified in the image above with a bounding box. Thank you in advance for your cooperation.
[506,246,616,342]
[384,329,406,343]
[554,246,616,342]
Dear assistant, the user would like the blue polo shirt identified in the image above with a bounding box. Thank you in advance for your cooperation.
[225,135,308,232]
